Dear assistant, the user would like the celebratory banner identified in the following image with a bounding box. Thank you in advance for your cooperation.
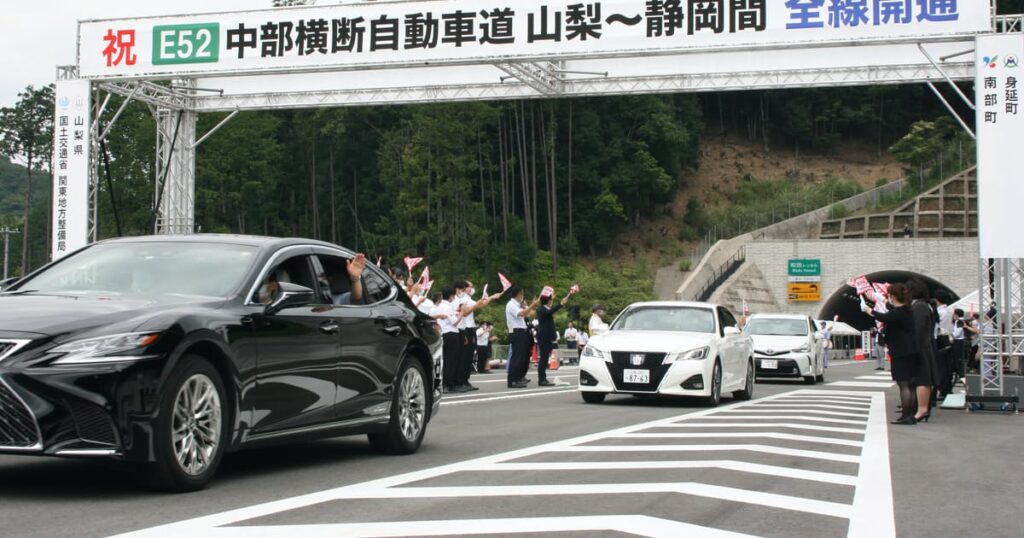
[976,34,1024,258]
[51,80,91,260]
[79,0,990,79]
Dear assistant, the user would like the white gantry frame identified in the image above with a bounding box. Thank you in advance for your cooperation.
[57,4,1022,400]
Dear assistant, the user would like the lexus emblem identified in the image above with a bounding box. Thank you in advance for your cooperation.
[630,353,645,366]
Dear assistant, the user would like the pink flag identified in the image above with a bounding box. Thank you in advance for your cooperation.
[498,272,512,291]
[403,256,423,273]
[834,314,840,322]
[541,286,555,298]
[376,256,382,267]
[850,276,872,296]
[418,266,431,285]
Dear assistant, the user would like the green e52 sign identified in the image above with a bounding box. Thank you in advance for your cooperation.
[152,23,220,65]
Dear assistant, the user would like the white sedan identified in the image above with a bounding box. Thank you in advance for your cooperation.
[743,313,825,384]
[578,301,755,406]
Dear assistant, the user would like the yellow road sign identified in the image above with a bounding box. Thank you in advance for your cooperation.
[787,282,821,302]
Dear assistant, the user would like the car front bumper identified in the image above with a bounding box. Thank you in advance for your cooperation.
[754,353,811,378]
[578,355,713,397]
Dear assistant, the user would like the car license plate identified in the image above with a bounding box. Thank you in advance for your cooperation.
[623,369,649,384]
[761,359,778,370]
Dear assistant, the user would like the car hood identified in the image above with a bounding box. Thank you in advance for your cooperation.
[0,293,190,339]
[748,334,809,352]
[589,330,715,353]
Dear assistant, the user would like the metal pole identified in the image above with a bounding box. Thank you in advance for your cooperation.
[1,228,16,280]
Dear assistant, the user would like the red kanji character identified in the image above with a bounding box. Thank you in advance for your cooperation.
[102,29,137,67]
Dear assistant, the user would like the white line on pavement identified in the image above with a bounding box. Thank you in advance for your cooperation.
[654,423,866,435]
[692,415,867,425]
[614,432,863,447]
[441,388,578,406]
[551,444,861,463]
[827,381,896,388]
[713,408,869,418]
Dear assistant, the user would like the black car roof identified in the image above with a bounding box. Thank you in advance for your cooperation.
[94,234,354,254]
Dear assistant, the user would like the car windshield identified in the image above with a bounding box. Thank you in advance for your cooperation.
[744,318,809,337]
[611,307,715,333]
[13,241,258,302]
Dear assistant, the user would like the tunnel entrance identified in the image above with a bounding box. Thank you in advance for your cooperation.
[818,271,959,331]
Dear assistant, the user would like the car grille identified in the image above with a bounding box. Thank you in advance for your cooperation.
[608,352,669,392]
[755,349,791,357]
[0,379,41,449]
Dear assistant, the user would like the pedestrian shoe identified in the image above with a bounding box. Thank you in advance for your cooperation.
[874,367,884,371]
[891,415,917,425]
[462,382,480,392]
[521,377,532,384]
[507,382,528,389]
[538,380,555,387]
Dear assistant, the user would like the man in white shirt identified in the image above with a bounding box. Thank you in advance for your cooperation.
[453,280,502,391]
[475,322,496,373]
[506,285,539,389]
[564,322,579,351]
[430,286,463,393]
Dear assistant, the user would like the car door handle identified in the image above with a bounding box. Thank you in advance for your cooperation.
[382,325,402,337]
[319,320,340,335]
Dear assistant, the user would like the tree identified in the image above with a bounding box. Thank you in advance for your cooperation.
[0,85,54,274]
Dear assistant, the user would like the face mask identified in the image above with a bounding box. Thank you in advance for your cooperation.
[468,288,476,297]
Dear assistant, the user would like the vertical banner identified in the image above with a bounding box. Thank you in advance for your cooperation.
[51,80,92,261]
[976,35,1024,258]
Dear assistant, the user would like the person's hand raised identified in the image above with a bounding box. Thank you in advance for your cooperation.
[346,253,366,281]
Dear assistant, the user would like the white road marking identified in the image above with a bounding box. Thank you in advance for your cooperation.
[441,388,577,406]
[615,432,863,447]
[114,389,893,538]
[443,385,575,399]
[827,381,896,388]
[656,422,866,435]
[714,408,869,418]
[470,460,858,485]
[749,403,870,412]
[202,515,760,538]
[552,444,861,463]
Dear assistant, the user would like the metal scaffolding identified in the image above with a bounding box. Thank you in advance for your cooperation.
[975,258,1024,408]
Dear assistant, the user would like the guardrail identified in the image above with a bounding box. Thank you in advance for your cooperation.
[696,246,746,302]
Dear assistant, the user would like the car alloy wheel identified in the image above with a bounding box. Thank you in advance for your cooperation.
[734,360,754,401]
[708,362,722,406]
[398,366,426,443]
[172,373,222,476]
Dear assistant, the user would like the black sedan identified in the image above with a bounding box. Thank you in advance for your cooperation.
[0,235,441,491]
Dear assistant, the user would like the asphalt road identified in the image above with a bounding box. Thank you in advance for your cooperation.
[1,361,1021,537]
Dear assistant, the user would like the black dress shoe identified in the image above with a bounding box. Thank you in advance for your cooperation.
[891,415,917,425]
[462,383,480,392]
[538,380,555,387]
[507,381,528,389]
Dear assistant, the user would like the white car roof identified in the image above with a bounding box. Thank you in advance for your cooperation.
[626,301,720,309]
[748,313,810,320]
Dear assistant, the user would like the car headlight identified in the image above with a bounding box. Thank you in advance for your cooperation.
[663,346,710,364]
[51,332,161,365]
[793,343,811,353]
[581,345,609,362]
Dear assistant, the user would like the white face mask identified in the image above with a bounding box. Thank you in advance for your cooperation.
[468,288,476,297]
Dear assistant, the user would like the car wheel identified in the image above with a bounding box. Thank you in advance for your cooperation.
[149,356,228,492]
[369,357,428,455]
[706,361,722,407]
[804,359,817,385]
[733,359,754,401]
[581,391,606,404]
[816,372,825,383]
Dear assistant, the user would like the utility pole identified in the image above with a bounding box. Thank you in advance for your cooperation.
[1,227,18,280]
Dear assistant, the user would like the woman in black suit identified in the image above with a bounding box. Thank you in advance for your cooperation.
[864,283,921,425]
[907,279,938,422]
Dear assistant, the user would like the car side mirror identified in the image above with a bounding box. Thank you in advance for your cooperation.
[723,326,741,336]
[265,282,316,315]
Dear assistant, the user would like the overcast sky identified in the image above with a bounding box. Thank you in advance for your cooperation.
[0,0,258,108]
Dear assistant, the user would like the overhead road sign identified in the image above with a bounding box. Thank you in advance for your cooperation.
[78,0,992,80]
[788,282,821,303]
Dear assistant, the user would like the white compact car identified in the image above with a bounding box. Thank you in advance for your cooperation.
[743,313,824,384]
[578,301,754,406]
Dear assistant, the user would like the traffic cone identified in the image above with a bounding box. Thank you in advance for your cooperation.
[530,345,538,364]
[548,349,559,371]
[853,348,865,361]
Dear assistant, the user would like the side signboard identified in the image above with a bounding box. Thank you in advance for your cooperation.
[78,1,991,79]
[51,80,91,261]
[976,34,1024,259]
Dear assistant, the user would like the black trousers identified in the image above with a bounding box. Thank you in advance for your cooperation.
[508,329,530,383]
[951,339,966,382]
[477,345,491,372]
[538,341,556,383]
[459,328,476,384]
[442,332,462,388]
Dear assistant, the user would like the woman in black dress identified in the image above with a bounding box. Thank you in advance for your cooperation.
[907,279,938,422]
[864,283,921,425]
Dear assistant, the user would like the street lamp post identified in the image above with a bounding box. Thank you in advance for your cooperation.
[1,227,18,280]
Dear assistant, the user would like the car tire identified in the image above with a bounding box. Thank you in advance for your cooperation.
[816,372,825,383]
[149,356,229,492]
[733,360,754,401]
[581,391,607,404]
[705,361,722,407]
[369,357,429,455]
[803,360,817,385]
